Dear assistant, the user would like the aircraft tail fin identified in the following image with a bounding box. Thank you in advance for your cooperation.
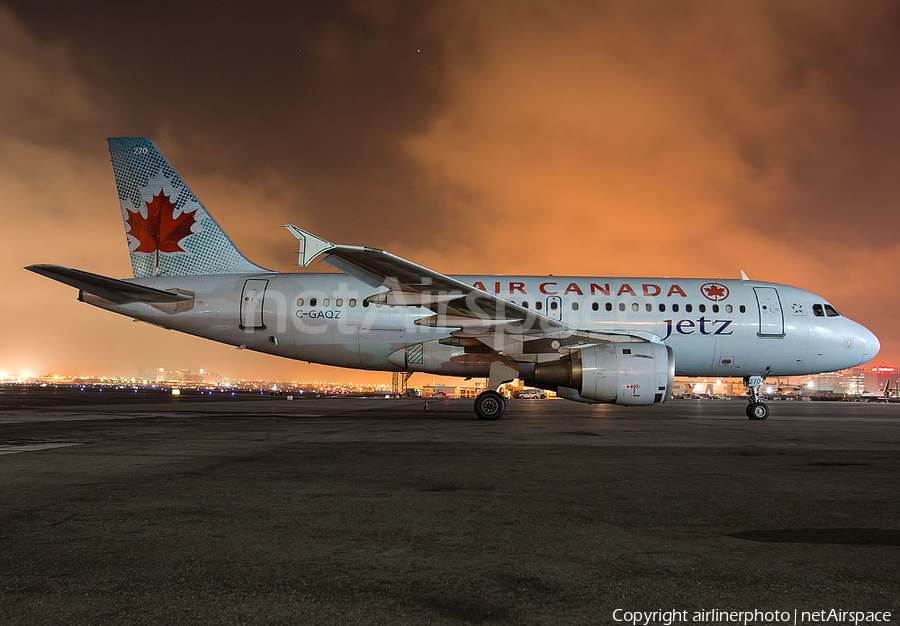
[108,138,266,277]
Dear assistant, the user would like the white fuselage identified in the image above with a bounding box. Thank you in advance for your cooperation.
[85,273,879,379]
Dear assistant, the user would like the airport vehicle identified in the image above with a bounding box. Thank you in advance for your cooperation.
[517,389,547,400]
[27,139,880,421]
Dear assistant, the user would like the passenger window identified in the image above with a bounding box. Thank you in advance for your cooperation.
[618,303,625,312]
[632,303,639,312]
[362,300,369,307]
[522,301,529,308]
[297,298,304,306]
[536,301,543,310]
[813,304,825,317]
[659,304,666,312]
[699,304,706,313]
[572,302,579,311]
[739,305,746,313]
[645,303,652,312]
[606,302,613,311]
[323,298,330,307]
[672,304,679,313]
[550,301,558,310]
[824,304,840,317]
[592,302,599,311]
[310,298,318,307]
[712,304,719,313]
[336,298,343,307]
[349,299,357,307]
[685,304,692,313]
[725,304,733,313]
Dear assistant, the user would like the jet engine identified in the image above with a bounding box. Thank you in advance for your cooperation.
[520,342,674,405]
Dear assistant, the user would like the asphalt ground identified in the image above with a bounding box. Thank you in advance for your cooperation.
[0,390,897,625]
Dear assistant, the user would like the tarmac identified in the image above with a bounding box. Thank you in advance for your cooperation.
[0,389,897,625]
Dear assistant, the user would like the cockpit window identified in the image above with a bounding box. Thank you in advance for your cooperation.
[824,304,840,317]
[812,304,825,317]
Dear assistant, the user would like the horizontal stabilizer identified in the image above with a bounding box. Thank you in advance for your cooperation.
[26,265,192,304]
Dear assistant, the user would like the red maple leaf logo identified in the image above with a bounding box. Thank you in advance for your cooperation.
[126,191,196,253]
[701,283,729,301]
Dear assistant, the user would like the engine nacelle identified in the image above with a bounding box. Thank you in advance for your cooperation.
[521,342,674,405]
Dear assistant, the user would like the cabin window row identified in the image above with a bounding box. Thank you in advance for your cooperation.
[296,297,358,307]
[517,301,746,314]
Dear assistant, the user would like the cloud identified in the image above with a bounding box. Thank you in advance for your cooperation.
[2,2,899,380]
[0,7,341,380]
[400,0,900,361]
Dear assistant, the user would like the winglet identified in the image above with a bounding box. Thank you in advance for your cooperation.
[285,225,335,267]
[740,270,750,281]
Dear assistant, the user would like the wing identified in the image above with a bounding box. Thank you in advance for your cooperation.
[285,226,648,356]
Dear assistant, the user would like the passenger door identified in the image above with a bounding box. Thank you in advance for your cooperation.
[754,287,784,337]
[240,279,268,330]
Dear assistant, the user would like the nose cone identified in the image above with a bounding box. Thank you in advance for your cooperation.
[859,326,880,363]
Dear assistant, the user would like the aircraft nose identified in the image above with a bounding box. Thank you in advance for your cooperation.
[858,325,880,364]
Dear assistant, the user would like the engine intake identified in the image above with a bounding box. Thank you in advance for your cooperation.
[521,343,674,405]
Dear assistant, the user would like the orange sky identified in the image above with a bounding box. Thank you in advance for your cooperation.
[2,1,899,382]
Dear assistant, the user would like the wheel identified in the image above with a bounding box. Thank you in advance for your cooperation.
[475,390,506,421]
[746,402,769,420]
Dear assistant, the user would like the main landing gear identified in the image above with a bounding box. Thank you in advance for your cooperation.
[745,375,769,421]
[474,390,506,420]
[474,360,518,421]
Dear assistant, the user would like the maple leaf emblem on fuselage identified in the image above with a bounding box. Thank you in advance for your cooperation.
[701,282,729,301]
[126,191,197,253]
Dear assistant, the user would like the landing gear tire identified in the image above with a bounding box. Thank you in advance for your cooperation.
[746,403,769,421]
[475,390,506,421]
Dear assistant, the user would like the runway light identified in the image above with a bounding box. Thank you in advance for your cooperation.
[171,388,181,396]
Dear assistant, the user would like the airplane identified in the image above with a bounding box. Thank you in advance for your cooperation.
[855,381,895,402]
[27,138,881,421]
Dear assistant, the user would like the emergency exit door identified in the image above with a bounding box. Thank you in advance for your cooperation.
[240,279,268,330]
[754,287,784,337]
[546,296,563,322]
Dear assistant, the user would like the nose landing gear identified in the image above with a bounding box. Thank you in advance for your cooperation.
[745,375,769,420]
[746,402,769,420]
